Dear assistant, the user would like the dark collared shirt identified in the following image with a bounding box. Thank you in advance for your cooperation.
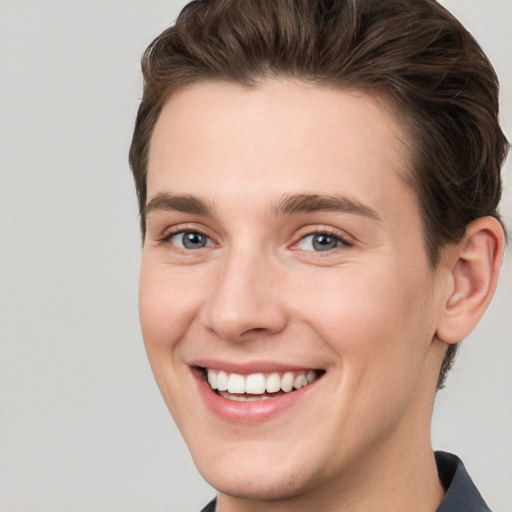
[435,451,491,511]
[200,451,491,512]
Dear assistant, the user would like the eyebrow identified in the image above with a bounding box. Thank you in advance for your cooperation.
[145,193,212,216]
[145,192,380,221]
[273,193,380,220]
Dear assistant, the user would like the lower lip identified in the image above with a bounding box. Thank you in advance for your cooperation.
[193,369,320,424]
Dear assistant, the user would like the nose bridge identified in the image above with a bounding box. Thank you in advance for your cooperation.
[202,240,287,341]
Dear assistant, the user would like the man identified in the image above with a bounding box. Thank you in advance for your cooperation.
[129,1,508,510]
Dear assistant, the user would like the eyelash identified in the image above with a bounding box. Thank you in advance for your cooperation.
[159,227,214,249]
[158,227,353,253]
[292,229,353,253]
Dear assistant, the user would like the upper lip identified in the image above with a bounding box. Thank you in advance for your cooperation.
[190,359,322,374]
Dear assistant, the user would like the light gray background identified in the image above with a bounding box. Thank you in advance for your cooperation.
[0,1,510,511]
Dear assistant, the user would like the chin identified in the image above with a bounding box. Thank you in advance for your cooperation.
[200,464,315,502]
[190,442,328,503]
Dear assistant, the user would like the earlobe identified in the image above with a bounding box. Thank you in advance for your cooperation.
[436,217,505,344]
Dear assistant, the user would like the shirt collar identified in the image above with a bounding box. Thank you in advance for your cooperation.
[436,451,491,512]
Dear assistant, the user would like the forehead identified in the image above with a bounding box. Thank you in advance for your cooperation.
[147,80,415,221]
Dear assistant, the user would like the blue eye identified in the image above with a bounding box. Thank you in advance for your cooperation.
[170,231,211,249]
[297,233,344,252]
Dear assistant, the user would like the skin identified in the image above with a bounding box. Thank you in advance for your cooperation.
[139,80,500,512]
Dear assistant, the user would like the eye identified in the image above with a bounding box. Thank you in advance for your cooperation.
[168,230,212,250]
[296,232,347,252]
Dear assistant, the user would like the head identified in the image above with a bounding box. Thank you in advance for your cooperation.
[130,0,507,389]
[130,0,507,505]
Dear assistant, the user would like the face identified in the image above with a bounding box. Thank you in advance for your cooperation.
[140,81,448,503]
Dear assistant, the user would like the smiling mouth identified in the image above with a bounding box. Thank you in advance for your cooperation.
[202,368,323,402]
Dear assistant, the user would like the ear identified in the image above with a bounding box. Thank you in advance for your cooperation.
[436,216,505,344]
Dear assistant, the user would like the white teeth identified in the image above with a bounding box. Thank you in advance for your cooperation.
[293,374,308,389]
[205,368,320,396]
[218,391,271,401]
[245,373,266,394]
[216,370,228,391]
[207,370,217,389]
[227,373,245,394]
[281,372,294,392]
[266,372,281,393]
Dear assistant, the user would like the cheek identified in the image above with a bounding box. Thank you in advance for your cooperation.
[299,267,436,444]
[138,262,206,416]
[138,262,204,351]
[296,262,435,378]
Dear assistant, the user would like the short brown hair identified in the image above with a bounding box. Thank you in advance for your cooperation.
[129,0,508,388]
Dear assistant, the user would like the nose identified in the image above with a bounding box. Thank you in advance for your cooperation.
[201,247,288,342]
